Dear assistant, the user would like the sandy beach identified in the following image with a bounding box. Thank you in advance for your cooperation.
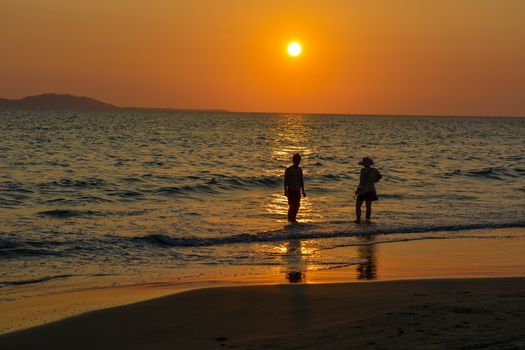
[1,228,525,349]
[1,277,524,350]
[2,228,524,334]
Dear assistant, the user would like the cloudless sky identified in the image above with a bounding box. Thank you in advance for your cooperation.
[1,0,524,116]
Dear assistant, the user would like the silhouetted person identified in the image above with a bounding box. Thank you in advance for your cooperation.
[355,157,382,221]
[284,153,306,223]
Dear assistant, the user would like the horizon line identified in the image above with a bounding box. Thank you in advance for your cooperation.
[2,93,524,118]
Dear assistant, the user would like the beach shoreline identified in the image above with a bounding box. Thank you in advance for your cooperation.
[1,227,524,338]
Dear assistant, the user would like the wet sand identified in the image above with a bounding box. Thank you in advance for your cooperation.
[1,277,525,350]
[1,228,525,348]
[2,228,524,335]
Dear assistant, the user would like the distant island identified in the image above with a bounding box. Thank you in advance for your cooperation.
[0,93,117,110]
[0,93,229,112]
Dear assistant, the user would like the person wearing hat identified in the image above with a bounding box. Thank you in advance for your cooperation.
[355,157,382,222]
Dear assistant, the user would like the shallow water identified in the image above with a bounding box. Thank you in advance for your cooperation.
[1,110,524,286]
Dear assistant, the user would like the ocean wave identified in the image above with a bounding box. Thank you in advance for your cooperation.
[0,234,97,258]
[37,209,147,218]
[119,177,145,183]
[151,173,360,197]
[0,182,33,207]
[1,221,524,262]
[37,209,108,218]
[45,196,113,205]
[135,221,525,248]
[38,178,109,189]
[0,181,34,193]
[0,235,125,258]
[150,176,280,197]
[380,193,477,201]
[0,197,24,208]
[106,190,144,198]
[467,168,506,179]
[0,246,64,257]
[379,194,406,199]
[0,238,13,249]
[12,171,356,204]
[0,274,74,287]
[442,167,524,180]
[220,175,281,188]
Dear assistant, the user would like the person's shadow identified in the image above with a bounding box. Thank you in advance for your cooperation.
[356,234,377,280]
[280,225,311,329]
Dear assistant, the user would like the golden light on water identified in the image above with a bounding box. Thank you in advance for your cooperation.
[265,114,321,224]
[287,42,302,57]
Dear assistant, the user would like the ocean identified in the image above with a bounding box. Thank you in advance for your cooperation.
[1,110,524,288]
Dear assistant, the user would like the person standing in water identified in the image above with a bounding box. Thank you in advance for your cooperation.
[355,157,382,222]
[284,153,306,223]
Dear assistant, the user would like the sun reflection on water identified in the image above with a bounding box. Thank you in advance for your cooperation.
[265,114,325,224]
[264,193,323,223]
[270,114,314,161]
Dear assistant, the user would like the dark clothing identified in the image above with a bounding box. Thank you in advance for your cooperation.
[284,166,304,191]
[357,191,379,201]
[286,189,301,222]
[356,165,382,221]
[284,164,304,222]
[287,189,301,206]
[358,167,382,193]
[357,166,382,202]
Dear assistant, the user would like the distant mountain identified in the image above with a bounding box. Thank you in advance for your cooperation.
[0,93,117,110]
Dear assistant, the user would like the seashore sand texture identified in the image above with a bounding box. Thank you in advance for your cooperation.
[1,277,525,350]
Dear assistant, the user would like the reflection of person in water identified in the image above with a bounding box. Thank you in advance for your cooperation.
[283,234,306,283]
[356,235,377,280]
[286,270,304,283]
[282,235,311,329]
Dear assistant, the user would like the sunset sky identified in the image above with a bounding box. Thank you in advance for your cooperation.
[2,0,524,116]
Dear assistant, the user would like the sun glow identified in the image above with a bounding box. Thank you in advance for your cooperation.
[287,42,302,57]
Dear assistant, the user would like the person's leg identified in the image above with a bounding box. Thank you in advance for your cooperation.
[355,199,363,221]
[365,200,372,220]
[287,193,294,221]
[288,191,300,222]
[292,201,300,222]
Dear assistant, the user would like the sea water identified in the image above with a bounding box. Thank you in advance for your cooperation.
[1,110,524,287]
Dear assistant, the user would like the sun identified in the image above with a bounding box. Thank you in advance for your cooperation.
[287,42,302,57]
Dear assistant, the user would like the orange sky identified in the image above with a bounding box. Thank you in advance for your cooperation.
[2,0,524,116]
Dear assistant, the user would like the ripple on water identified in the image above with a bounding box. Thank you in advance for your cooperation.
[0,111,524,284]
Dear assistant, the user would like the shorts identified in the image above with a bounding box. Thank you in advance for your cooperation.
[287,190,301,206]
[357,191,378,202]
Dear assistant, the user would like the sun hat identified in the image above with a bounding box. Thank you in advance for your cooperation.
[358,157,374,166]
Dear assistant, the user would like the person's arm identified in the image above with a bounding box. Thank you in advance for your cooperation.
[300,168,306,197]
[284,168,289,196]
[375,169,383,182]
[358,168,366,190]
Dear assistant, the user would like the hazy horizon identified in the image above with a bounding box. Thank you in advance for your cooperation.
[2,1,525,116]
[2,92,525,117]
